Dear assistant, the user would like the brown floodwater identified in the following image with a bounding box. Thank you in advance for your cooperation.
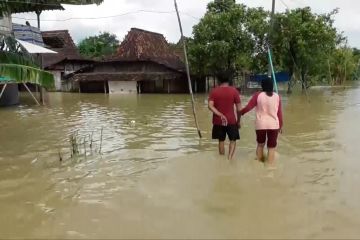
[1,84,360,239]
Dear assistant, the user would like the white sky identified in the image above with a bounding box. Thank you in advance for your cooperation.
[11,0,360,47]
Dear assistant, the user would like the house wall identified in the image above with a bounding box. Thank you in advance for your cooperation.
[48,62,92,92]
[0,84,19,106]
[108,81,137,94]
[169,77,188,93]
[78,61,189,94]
[79,81,107,93]
[94,61,173,73]
[50,71,62,91]
[0,14,12,35]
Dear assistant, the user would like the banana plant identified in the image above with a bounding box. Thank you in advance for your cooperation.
[0,0,104,88]
[0,35,55,89]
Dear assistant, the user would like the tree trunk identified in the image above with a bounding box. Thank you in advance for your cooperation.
[287,66,294,94]
[301,70,306,91]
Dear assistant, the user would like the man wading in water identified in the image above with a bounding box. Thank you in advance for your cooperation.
[208,75,241,160]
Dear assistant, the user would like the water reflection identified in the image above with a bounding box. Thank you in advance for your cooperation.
[1,85,360,238]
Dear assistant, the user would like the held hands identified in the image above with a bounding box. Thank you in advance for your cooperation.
[220,114,228,126]
[237,120,241,129]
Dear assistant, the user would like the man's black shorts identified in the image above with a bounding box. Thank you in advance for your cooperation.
[212,125,240,142]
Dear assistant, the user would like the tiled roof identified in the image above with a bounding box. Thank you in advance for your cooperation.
[41,30,90,68]
[106,28,185,72]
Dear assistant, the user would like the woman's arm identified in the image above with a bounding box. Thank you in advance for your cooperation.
[278,96,283,129]
[240,92,259,116]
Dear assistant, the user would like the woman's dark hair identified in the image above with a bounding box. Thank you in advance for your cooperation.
[261,77,274,97]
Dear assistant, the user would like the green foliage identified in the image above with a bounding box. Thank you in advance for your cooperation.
[189,1,356,88]
[189,2,264,80]
[272,7,341,89]
[328,47,360,84]
[352,48,360,81]
[0,36,55,89]
[0,63,55,89]
[78,32,119,59]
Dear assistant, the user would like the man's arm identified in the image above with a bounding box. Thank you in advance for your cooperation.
[208,100,225,118]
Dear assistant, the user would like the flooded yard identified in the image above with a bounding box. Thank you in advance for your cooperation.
[1,84,360,239]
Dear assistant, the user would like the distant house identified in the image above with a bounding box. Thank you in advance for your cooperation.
[245,72,291,90]
[13,23,44,46]
[71,28,188,94]
[41,30,93,91]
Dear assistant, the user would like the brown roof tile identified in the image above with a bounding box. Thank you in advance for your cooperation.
[107,28,185,72]
[41,30,89,68]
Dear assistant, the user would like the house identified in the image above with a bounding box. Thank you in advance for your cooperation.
[13,23,45,46]
[71,28,188,94]
[41,30,93,91]
[245,72,291,91]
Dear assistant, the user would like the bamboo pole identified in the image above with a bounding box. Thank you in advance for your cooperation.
[23,83,41,105]
[174,0,202,139]
[267,0,276,78]
[40,87,45,105]
[267,48,278,93]
[0,84,7,100]
[267,0,278,93]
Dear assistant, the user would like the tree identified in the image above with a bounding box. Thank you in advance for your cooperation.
[189,1,258,81]
[78,32,119,59]
[272,7,342,91]
[189,1,350,91]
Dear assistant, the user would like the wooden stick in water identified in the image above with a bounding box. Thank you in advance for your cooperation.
[0,84,7,100]
[174,0,202,139]
[99,127,103,154]
[23,83,41,105]
[84,138,87,159]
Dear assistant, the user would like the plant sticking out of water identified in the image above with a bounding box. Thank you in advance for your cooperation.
[58,149,63,162]
[64,128,104,162]
[70,131,80,158]
[99,127,103,154]
[90,131,94,150]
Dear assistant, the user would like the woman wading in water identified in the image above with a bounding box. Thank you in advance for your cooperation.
[240,77,283,167]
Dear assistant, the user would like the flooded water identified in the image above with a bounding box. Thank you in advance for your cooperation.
[1,84,360,239]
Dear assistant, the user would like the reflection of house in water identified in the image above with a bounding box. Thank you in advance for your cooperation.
[71,28,190,94]
[41,30,93,91]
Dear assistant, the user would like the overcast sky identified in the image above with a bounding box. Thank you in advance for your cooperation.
[12,0,360,47]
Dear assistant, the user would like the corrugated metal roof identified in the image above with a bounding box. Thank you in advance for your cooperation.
[13,23,44,46]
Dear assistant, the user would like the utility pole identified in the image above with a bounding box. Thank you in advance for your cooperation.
[268,0,276,78]
[174,0,202,139]
[35,10,45,104]
[267,0,279,93]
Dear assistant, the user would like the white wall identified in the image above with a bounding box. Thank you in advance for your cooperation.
[50,71,62,91]
[0,14,12,35]
[108,81,137,94]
